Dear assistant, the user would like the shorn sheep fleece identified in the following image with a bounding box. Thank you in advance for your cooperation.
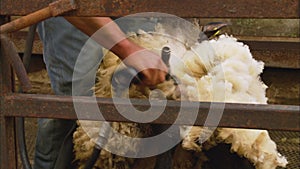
[73,25,287,169]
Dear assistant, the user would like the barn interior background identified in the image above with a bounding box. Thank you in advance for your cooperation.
[0,0,299,169]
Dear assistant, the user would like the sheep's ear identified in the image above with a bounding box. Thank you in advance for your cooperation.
[198,22,229,42]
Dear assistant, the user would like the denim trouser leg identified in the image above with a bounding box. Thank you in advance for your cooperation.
[34,119,76,169]
[34,17,102,169]
[34,16,158,169]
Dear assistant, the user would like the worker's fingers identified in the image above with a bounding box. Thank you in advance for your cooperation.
[122,49,168,86]
[139,68,167,86]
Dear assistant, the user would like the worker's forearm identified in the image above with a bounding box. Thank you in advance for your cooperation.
[64,17,139,59]
[65,17,168,86]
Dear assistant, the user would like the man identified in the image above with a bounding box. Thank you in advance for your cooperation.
[34,16,167,169]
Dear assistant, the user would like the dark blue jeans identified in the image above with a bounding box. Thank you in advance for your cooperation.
[34,16,158,169]
[34,17,102,169]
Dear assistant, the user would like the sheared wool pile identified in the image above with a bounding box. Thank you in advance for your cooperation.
[15,69,53,94]
[73,25,287,169]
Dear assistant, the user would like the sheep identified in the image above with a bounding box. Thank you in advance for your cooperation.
[73,24,287,169]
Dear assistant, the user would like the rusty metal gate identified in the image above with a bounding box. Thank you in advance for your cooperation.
[0,0,299,169]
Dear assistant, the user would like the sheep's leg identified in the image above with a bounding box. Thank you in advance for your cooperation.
[154,149,174,169]
[152,124,180,169]
[173,145,196,169]
[132,156,157,169]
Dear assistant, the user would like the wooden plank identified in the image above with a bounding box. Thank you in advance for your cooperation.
[0,0,299,18]
[240,39,300,69]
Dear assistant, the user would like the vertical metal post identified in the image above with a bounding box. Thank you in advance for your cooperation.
[0,16,17,169]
